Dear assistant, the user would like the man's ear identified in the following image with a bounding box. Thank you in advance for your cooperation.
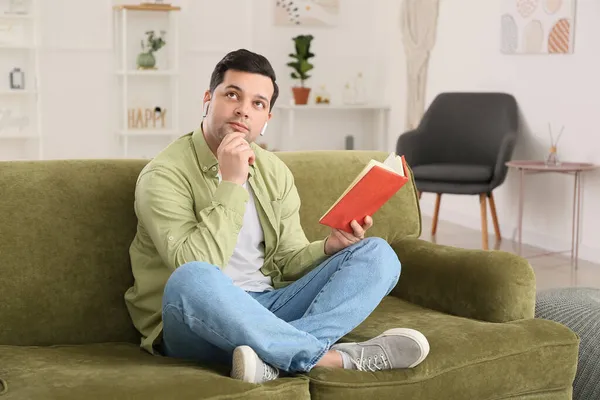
[202,90,211,117]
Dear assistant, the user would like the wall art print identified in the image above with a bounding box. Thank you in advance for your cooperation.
[275,0,339,27]
[501,0,576,54]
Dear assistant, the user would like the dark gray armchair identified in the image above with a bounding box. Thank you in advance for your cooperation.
[396,92,519,249]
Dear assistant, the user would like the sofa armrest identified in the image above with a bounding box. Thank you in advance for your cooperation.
[389,238,536,322]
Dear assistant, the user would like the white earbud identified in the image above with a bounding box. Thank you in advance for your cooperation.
[203,101,210,118]
[260,122,268,136]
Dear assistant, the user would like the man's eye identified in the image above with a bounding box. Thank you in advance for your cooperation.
[227,92,238,99]
[255,101,265,109]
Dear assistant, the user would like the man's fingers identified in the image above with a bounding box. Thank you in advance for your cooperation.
[350,220,365,238]
[220,132,246,149]
[219,132,243,147]
[334,228,355,242]
[224,139,250,155]
[225,136,248,150]
[241,148,256,165]
[362,215,373,230]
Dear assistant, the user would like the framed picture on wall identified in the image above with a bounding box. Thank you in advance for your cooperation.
[274,0,340,27]
[501,0,577,54]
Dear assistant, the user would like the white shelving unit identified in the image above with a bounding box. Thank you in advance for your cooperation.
[0,0,42,160]
[113,3,181,158]
[274,104,391,152]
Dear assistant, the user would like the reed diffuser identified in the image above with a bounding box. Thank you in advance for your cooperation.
[546,123,564,166]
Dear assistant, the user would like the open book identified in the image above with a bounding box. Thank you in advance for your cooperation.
[319,152,409,233]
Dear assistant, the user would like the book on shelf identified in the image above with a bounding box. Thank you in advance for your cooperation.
[319,152,410,233]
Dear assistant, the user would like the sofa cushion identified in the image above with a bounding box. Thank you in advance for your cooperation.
[412,163,493,183]
[308,296,578,400]
[0,343,310,400]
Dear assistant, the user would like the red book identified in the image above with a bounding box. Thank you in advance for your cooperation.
[319,153,409,234]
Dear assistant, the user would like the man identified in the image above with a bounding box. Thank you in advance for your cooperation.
[125,49,429,384]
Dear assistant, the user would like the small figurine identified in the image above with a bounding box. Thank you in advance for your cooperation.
[315,85,331,104]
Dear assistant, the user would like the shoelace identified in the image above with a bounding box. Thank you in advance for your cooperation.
[262,364,279,381]
[350,348,390,372]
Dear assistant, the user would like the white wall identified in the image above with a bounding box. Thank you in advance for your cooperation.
[418,0,600,264]
[1,0,598,263]
[0,0,395,161]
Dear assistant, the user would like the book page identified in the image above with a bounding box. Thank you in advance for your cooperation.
[383,152,405,177]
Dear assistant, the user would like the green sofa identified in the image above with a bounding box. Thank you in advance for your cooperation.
[0,150,579,399]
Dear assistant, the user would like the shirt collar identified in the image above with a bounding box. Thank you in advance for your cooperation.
[192,124,256,177]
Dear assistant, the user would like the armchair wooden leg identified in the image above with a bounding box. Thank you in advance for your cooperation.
[432,193,442,236]
[488,192,501,241]
[479,193,489,250]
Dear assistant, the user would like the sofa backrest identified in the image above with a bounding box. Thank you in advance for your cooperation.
[0,151,420,346]
[0,160,145,346]
[275,151,421,244]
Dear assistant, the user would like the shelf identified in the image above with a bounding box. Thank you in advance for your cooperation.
[275,104,391,110]
[119,129,178,136]
[113,4,181,12]
[0,13,33,20]
[0,133,39,139]
[0,90,37,96]
[116,69,178,76]
[0,43,35,49]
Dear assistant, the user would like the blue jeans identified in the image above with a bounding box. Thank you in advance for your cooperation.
[161,237,401,373]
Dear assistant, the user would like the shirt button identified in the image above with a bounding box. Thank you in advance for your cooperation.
[168,236,174,241]
[211,166,217,171]
[202,166,208,172]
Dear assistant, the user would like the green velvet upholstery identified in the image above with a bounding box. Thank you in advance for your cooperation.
[0,151,579,399]
[308,297,578,400]
[0,343,310,399]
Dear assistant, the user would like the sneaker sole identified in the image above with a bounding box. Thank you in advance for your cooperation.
[377,328,430,368]
[231,345,257,383]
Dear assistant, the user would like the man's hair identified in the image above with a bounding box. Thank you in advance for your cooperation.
[209,49,279,111]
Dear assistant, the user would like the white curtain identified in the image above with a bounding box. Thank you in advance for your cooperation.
[400,0,440,130]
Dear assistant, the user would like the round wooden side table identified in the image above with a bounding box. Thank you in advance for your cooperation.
[505,160,598,269]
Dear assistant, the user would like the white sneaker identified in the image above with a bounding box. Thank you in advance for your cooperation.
[331,328,430,371]
[230,345,280,384]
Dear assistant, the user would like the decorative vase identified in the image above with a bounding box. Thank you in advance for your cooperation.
[137,52,156,69]
[353,72,367,104]
[292,87,311,105]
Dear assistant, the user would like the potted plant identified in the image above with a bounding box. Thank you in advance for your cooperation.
[137,30,166,70]
[287,34,314,105]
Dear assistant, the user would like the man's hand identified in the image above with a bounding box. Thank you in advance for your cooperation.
[217,132,256,186]
[324,216,373,256]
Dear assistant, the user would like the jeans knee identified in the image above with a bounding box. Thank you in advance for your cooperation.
[362,237,401,284]
[163,261,220,306]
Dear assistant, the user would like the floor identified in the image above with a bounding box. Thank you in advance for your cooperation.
[419,215,600,291]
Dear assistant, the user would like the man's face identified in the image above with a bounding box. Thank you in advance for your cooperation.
[203,69,273,144]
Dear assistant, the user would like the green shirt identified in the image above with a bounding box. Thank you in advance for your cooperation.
[124,126,329,354]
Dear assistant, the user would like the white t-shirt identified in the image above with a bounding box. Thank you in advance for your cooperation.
[219,177,273,292]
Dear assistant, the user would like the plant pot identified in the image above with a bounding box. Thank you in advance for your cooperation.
[292,87,311,105]
[137,52,156,69]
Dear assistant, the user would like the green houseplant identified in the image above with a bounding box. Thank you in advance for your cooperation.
[136,30,166,70]
[287,34,314,105]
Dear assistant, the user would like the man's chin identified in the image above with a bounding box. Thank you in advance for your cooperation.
[218,127,250,142]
